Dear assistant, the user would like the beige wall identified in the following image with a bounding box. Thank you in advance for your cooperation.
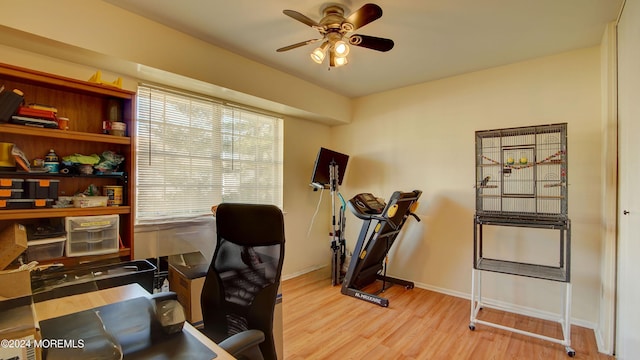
[0,0,351,125]
[281,118,333,277]
[334,47,604,326]
[0,2,607,331]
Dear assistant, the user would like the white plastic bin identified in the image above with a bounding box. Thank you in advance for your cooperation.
[26,236,66,262]
[65,215,119,257]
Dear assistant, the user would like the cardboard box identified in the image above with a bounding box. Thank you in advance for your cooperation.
[0,269,42,360]
[0,223,28,270]
[0,300,42,360]
[0,268,31,300]
[168,252,209,328]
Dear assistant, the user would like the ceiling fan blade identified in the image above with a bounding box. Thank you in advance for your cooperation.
[344,3,383,31]
[349,34,394,52]
[276,39,321,52]
[283,9,319,27]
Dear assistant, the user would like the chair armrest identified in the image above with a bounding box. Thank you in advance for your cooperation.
[218,329,265,359]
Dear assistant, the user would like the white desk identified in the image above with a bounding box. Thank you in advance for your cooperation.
[34,283,235,360]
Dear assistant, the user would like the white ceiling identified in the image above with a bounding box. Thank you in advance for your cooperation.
[103,0,622,98]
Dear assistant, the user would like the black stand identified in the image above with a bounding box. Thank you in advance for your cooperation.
[341,190,422,307]
[329,161,346,286]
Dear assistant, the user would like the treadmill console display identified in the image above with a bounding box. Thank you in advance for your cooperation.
[352,193,386,214]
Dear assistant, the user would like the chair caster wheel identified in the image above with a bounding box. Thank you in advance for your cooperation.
[566,347,575,357]
[469,323,476,331]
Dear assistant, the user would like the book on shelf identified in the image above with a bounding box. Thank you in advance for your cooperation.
[27,103,58,113]
[11,115,58,129]
[16,106,56,121]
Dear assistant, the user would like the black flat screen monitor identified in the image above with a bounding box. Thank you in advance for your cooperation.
[310,147,349,187]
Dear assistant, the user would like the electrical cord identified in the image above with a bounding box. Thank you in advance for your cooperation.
[11,261,40,272]
[306,187,325,239]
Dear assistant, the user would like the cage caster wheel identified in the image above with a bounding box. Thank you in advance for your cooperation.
[565,347,575,357]
[405,284,414,290]
[469,323,476,331]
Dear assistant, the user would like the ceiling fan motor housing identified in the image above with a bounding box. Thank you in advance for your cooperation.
[317,5,349,34]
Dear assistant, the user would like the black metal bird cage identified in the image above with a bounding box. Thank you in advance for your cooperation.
[475,123,568,221]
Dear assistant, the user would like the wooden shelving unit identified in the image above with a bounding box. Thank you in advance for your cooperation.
[0,62,136,265]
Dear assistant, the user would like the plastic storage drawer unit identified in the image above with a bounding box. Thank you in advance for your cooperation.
[65,215,119,257]
[25,179,60,200]
[0,199,34,209]
[26,236,66,262]
[0,178,24,189]
[0,188,23,199]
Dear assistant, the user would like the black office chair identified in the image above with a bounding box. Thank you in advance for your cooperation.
[201,203,285,360]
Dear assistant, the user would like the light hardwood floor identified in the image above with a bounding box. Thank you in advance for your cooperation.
[281,269,612,360]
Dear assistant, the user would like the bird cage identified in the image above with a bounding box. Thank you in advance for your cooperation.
[475,123,568,220]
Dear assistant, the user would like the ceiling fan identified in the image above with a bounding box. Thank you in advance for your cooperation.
[276,3,394,67]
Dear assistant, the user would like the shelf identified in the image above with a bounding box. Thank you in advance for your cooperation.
[0,124,130,145]
[0,62,135,99]
[475,214,569,228]
[0,206,131,220]
[0,170,126,179]
[475,257,568,282]
[34,248,131,268]
[479,194,564,199]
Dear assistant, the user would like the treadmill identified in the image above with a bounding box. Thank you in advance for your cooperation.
[341,190,422,307]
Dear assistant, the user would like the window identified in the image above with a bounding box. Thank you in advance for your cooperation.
[136,84,283,224]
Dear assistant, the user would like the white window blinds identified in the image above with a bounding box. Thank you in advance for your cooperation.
[136,84,283,224]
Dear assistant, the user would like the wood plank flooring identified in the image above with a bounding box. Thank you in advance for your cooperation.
[281,269,612,360]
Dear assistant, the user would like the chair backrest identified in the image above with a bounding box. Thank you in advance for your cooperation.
[201,203,285,360]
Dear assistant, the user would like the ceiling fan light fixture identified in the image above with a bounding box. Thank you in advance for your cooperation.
[334,56,348,67]
[310,49,324,64]
[329,51,348,67]
[310,42,329,64]
[333,40,350,57]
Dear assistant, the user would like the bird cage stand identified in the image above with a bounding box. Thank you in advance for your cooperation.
[469,123,575,357]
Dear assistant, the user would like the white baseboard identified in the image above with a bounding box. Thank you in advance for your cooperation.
[412,281,597,330]
[594,327,614,356]
[281,264,327,281]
